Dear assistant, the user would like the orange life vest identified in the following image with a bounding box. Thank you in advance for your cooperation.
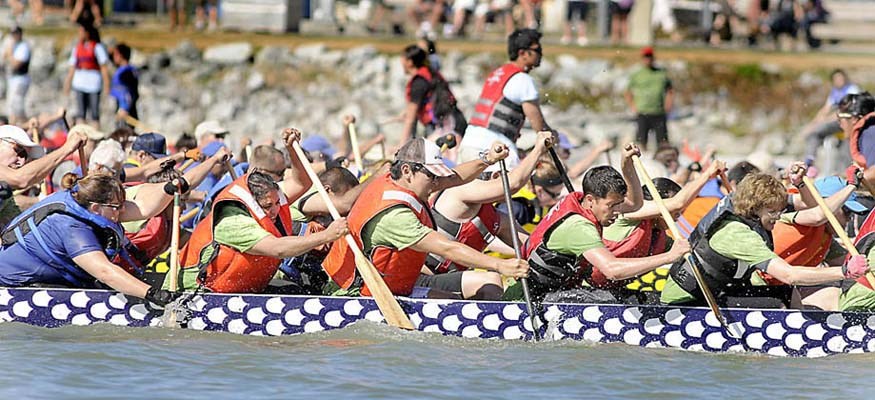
[322,173,435,296]
[178,174,293,293]
[677,196,720,238]
[759,221,831,285]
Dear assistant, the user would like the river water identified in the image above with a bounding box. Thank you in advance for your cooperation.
[0,321,869,399]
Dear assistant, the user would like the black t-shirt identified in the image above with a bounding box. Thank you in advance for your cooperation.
[409,76,430,107]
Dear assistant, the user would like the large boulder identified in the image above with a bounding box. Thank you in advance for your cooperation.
[203,42,253,65]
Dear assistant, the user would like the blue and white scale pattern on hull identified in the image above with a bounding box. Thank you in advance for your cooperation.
[3,287,875,357]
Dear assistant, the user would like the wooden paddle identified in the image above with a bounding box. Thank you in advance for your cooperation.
[632,155,739,338]
[177,158,195,171]
[179,207,200,223]
[348,122,364,173]
[225,159,238,180]
[291,140,414,330]
[165,190,183,325]
[498,157,541,341]
[802,176,875,288]
[718,171,733,194]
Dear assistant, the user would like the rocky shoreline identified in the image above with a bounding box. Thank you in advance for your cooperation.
[4,36,875,164]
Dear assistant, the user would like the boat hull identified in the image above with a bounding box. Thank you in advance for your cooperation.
[1,287,873,358]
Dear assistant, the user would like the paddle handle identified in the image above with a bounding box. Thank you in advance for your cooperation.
[168,193,182,291]
[78,147,88,178]
[498,158,541,341]
[225,159,238,181]
[718,171,733,194]
[291,141,414,330]
[548,147,574,193]
[632,155,731,330]
[348,122,364,173]
[177,158,195,171]
[179,207,200,223]
[801,176,875,287]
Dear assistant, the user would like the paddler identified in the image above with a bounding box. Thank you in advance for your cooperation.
[839,185,875,311]
[0,172,186,306]
[322,137,529,300]
[766,172,868,310]
[521,144,691,303]
[170,129,350,294]
[661,172,871,308]
[426,130,552,298]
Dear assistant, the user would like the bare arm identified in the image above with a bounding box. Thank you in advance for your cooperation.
[765,257,845,285]
[618,144,643,214]
[583,242,687,281]
[664,87,674,114]
[622,160,726,221]
[624,90,637,113]
[400,102,420,146]
[300,168,385,217]
[793,184,855,227]
[247,218,347,258]
[63,66,75,96]
[410,231,528,278]
[73,251,150,298]
[433,143,509,192]
[522,101,551,133]
[568,141,612,179]
[123,153,185,183]
[279,129,313,203]
[0,131,85,188]
[100,64,110,95]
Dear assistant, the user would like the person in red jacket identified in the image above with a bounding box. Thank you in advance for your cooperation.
[63,23,110,125]
[399,44,465,144]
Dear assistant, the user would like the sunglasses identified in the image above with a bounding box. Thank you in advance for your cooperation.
[411,163,438,180]
[2,139,27,159]
[527,46,542,55]
[93,202,122,211]
[541,185,563,199]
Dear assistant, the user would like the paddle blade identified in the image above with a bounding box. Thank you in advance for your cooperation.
[351,245,415,330]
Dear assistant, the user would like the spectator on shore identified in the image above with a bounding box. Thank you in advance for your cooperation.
[110,43,139,126]
[611,0,635,44]
[70,0,103,27]
[624,47,673,150]
[561,0,589,46]
[63,23,110,127]
[3,27,31,125]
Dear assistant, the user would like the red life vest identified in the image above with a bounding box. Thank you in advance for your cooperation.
[852,210,875,290]
[322,173,435,296]
[178,174,293,293]
[524,192,603,288]
[75,41,101,71]
[125,213,171,268]
[603,219,668,259]
[849,112,875,168]
[469,63,526,140]
[426,191,501,273]
[405,66,455,127]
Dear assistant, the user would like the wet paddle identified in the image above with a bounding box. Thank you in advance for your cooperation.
[165,190,183,325]
[348,122,364,173]
[498,156,541,341]
[632,155,740,339]
[548,147,574,193]
[291,140,414,330]
[802,176,875,288]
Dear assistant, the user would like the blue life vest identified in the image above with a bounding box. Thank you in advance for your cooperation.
[0,191,134,287]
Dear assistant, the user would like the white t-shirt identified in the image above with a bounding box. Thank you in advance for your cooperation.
[6,41,30,82]
[459,71,539,165]
[68,42,109,93]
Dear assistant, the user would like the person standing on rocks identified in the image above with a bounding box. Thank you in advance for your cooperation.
[63,23,111,127]
[458,28,556,166]
[110,43,139,126]
[399,44,465,145]
[3,27,30,125]
[624,46,673,151]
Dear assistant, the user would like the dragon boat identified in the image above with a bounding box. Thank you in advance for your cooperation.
[2,286,874,358]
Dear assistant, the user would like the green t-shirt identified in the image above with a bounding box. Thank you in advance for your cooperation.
[545,214,604,257]
[121,185,146,233]
[628,67,671,115]
[290,189,318,223]
[602,216,640,242]
[361,205,432,254]
[661,219,777,304]
[199,204,272,263]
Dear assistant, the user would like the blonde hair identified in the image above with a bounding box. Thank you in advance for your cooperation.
[733,173,786,219]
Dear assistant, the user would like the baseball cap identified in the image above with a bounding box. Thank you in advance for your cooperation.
[301,135,338,158]
[814,176,868,213]
[641,46,654,57]
[194,120,229,142]
[70,123,107,141]
[202,141,228,157]
[0,125,44,159]
[131,133,168,159]
[557,133,575,150]
[394,138,454,177]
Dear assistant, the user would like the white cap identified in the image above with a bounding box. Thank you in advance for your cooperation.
[0,125,45,159]
[194,120,229,142]
[69,123,107,141]
[395,138,455,177]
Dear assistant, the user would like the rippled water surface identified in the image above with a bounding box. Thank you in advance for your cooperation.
[0,321,870,399]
